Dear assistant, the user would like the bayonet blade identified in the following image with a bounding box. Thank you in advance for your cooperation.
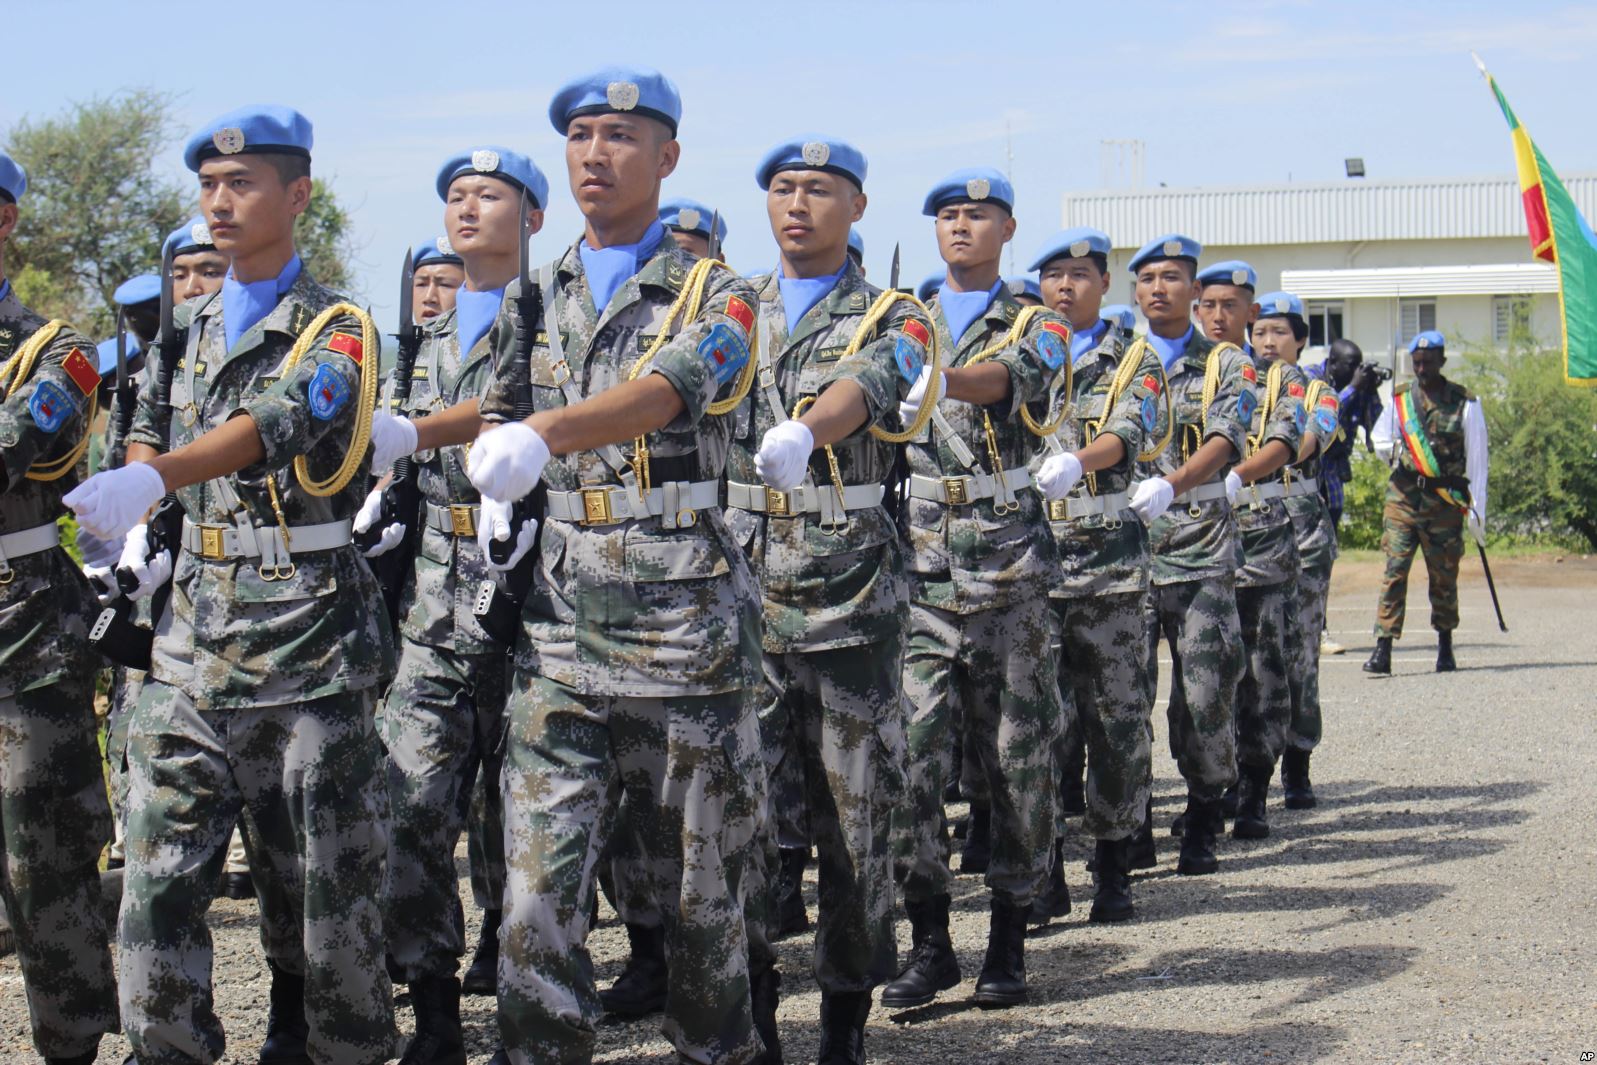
[889,242,901,292]
[157,237,175,352]
[707,209,721,261]
[398,248,418,342]
[519,187,532,290]
[114,307,128,393]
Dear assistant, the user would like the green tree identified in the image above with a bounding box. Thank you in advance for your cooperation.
[296,176,357,294]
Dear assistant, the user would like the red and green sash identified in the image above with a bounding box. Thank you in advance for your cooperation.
[1395,389,1469,509]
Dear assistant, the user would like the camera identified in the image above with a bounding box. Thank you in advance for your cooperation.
[1366,365,1392,383]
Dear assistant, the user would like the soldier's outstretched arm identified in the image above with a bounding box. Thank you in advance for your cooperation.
[1166,436,1238,497]
[1232,439,1292,483]
[944,362,1012,406]
[527,374,684,456]
[411,397,486,451]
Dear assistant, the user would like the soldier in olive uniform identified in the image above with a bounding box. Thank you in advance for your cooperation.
[1127,235,1255,877]
[883,168,1065,1011]
[68,106,398,1065]
[408,235,465,324]
[660,197,726,259]
[0,149,119,1065]
[1030,227,1166,923]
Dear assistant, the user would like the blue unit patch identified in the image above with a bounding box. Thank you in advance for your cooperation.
[698,322,748,387]
[1141,394,1159,432]
[894,336,924,384]
[28,380,72,433]
[1236,389,1257,425]
[1315,408,1339,435]
[1294,404,1309,434]
[308,362,351,421]
[1035,329,1067,371]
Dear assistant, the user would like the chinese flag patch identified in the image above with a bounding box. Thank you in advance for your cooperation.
[62,346,100,396]
[902,318,930,348]
[327,331,364,363]
[1041,321,1071,342]
[723,295,755,334]
[1287,382,1306,398]
[1240,363,1258,384]
[1319,393,1339,408]
[1142,373,1162,395]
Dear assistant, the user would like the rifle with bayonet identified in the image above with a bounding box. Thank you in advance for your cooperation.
[885,242,909,525]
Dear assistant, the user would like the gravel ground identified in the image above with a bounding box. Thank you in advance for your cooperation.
[4,555,1594,1063]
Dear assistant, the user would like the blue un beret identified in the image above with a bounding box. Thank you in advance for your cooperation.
[435,146,549,209]
[183,104,313,172]
[847,227,864,261]
[1102,304,1137,331]
[96,335,143,375]
[755,136,867,190]
[659,198,727,241]
[1029,227,1112,272]
[113,274,161,306]
[916,272,944,302]
[1197,260,1258,290]
[923,167,1013,216]
[1006,277,1041,301]
[163,216,215,259]
[1128,233,1202,273]
[0,151,26,204]
[413,235,462,268]
[1409,329,1446,354]
[549,66,681,137]
[1255,291,1305,319]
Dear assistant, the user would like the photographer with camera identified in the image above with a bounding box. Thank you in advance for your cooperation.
[1310,338,1385,529]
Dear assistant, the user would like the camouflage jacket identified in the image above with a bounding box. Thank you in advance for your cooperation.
[1234,352,1306,588]
[1288,370,1341,569]
[1387,379,1472,509]
[478,237,761,697]
[1144,330,1256,586]
[126,269,395,709]
[1032,321,1166,599]
[386,307,502,654]
[0,289,100,698]
[902,287,1062,615]
[726,262,925,654]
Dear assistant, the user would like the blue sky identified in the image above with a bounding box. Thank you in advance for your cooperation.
[6,0,1596,327]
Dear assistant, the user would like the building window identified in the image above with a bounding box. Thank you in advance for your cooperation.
[1306,302,1345,348]
[1493,295,1533,344]
[1398,299,1437,345]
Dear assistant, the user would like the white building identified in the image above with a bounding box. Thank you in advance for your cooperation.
[1060,173,1597,370]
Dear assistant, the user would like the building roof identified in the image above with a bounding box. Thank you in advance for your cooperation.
[1062,174,1597,248]
[1281,262,1560,299]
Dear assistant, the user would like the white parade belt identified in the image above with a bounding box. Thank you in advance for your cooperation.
[726,480,885,517]
[906,466,1032,506]
[1046,490,1131,523]
[0,522,61,582]
[424,500,480,538]
[544,480,720,527]
[181,517,352,560]
[1170,481,1231,506]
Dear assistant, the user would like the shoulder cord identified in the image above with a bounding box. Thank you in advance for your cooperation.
[1,320,99,482]
[1245,359,1294,488]
[835,289,943,444]
[960,306,1071,438]
[1079,337,1173,497]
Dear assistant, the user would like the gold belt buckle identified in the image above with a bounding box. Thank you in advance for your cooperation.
[581,488,615,526]
[449,504,477,538]
[765,488,791,517]
[200,526,225,560]
[1048,498,1069,522]
[943,477,969,506]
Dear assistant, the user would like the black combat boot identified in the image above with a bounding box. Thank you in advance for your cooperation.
[1089,838,1134,923]
[880,894,960,1009]
[1124,797,1156,870]
[46,1048,99,1065]
[959,804,992,874]
[399,976,467,1065]
[972,898,1031,1008]
[1232,763,1273,840]
[1436,630,1456,672]
[1281,748,1317,809]
[775,847,811,938]
[816,990,871,1065]
[1176,800,1220,876]
[1219,781,1240,820]
[750,963,783,1065]
[943,729,963,803]
[599,922,669,1017]
[259,960,311,1065]
[461,909,500,996]
[1030,837,1071,925]
[1363,636,1392,674]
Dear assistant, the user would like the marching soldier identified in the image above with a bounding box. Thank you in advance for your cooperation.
[67,105,398,1064]
[883,168,1064,1011]
[1365,330,1488,674]
[408,234,465,324]
[659,197,726,258]
[0,148,120,1065]
[1127,235,1254,876]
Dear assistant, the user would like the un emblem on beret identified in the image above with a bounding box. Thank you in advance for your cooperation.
[966,178,991,200]
[471,149,500,173]
[1273,297,1291,314]
[212,127,246,155]
[678,207,702,230]
[1416,336,1431,348]
[607,81,640,111]
[1162,239,1183,257]
[1069,239,1091,258]
[802,141,830,167]
[1232,269,1250,285]
[190,221,212,246]
[437,235,455,256]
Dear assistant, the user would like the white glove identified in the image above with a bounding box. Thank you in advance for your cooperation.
[1224,470,1243,505]
[64,462,165,541]
[84,560,120,605]
[76,525,123,570]
[477,496,538,572]
[467,422,550,503]
[1129,477,1175,522]
[117,522,172,601]
[1035,451,1084,501]
[898,368,947,425]
[353,487,406,559]
[754,420,815,491]
[369,413,419,474]
[1467,508,1486,544]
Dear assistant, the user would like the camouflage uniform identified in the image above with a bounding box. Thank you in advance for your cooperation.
[894,289,1064,908]
[725,262,919,992]
[480,238,765,1065]
[120,272,398,1064]
[1232,354,1307,772]
[1375,380,1473,638]
[0,291,118,1059]
[377,306,511,980]
[1035,323,1165,841]
[1143,332,1254,802]
[1287,380,1341,751]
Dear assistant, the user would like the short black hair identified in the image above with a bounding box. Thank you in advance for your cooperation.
[262,152,311,186]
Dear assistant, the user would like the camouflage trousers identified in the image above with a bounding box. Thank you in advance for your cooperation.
[0,679,118,1058]
[496,673,764,1065]
[1146,578,1242,802]
[1289,558,1333,751]
[894,596,1059,906]
[119,683,394,1065]
[1050,592,1153,841]
[1235,579,1294,771]
[1376,491,1465,637]
[747,641,906,993]
[376,638,508,980]
[468,764,507,914]
[106,665,143,863]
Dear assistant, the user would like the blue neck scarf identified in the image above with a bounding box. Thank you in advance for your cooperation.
[222,255,302,352]
[940,280,1002,346]
[1149,326,1193,372]
[1243,341,1255,359]
[1071,318,1108,363]
[580,220,666,315]
[0,279,11,304]
[776,261,846,335]
[455,286,503,357]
